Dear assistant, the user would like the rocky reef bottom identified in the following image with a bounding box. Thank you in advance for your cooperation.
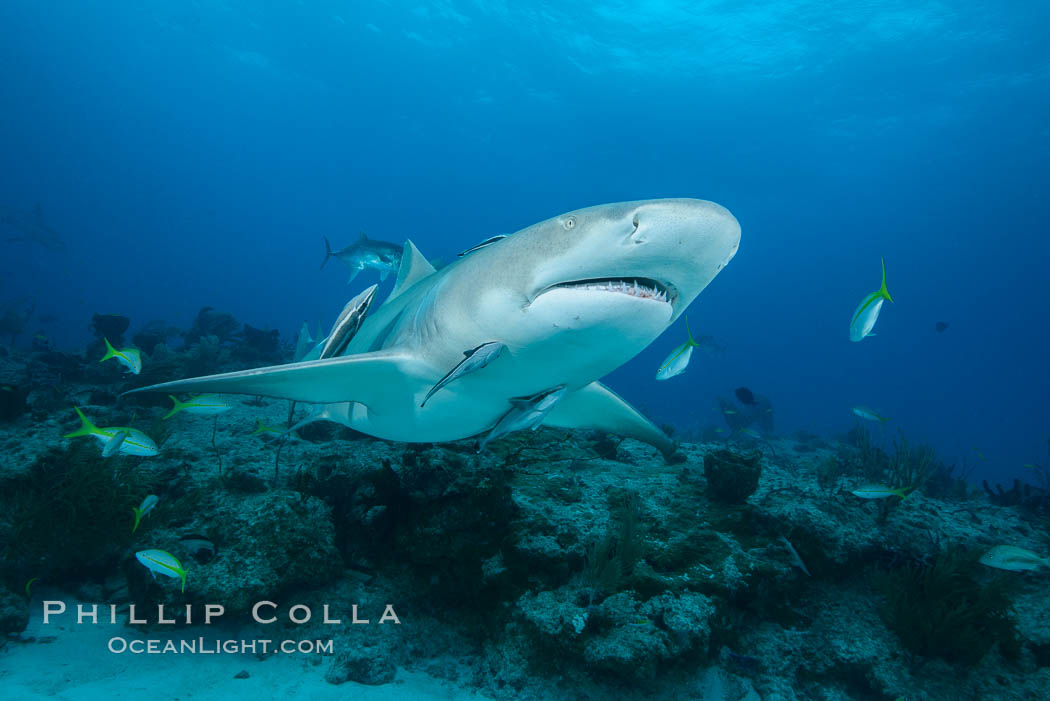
[2,351,1050,699]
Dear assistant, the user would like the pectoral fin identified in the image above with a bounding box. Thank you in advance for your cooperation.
[543,382,676,460]
[125,351,419,410]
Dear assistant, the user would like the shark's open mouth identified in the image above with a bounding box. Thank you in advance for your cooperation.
[549,277,673,303]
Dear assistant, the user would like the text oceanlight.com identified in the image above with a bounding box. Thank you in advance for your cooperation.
[107,637,334,655]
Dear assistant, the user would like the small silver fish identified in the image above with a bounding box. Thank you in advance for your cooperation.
[320,285,377,359]
[478,385,567,452]
[421,341,506,407]
[101,430,128,458]
[979,545,1050,572]
[779,536,811,577]
[135,549,188,593]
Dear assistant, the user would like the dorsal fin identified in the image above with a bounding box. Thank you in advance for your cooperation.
[386,240,436,303]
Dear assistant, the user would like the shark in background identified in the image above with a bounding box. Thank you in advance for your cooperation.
[321,233,402,283]
[1,203,66,251]
[133,199,741,460]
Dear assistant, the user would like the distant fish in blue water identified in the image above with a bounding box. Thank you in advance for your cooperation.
[935,321,949,333]
[422,341,505,407]
[656,316,700,380]
[63,407,159,456]
[479,385,567,452]
[1,202,65,251]
[132,494,158,532]
[849,258,893,342]
[100,337,142,374]
[163,394,232,420]
[852,406,889,423]
[321,233,402,283]
[135,549,187,592]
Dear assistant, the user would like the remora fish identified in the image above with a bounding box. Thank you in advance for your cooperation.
[163,394,232,420]
[63,407,159,456]
[321,233,402,283]
[458,234,507,257]
[421,341,505,407]
[128,199,741,462]
[320,284,378,359]
[135,549,188,592]
[479,385,568,452]
[100,337,142,375]
[132,495,159,532]
[849,258,893,342]
[101,430,128,458]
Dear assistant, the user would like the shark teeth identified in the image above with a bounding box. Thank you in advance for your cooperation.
[556,278,669,302]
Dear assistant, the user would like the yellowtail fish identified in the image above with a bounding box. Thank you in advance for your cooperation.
[132,495,159,533]
[135,549,187,592]
[99,337,142,374]
[63,407,159,456]
[101,430,128,458]
[979,545,1050,572]
[851,484,910,500]
[250,418,286,436]
[163,394,232,420]
[849,258,893,342]
[656,316,700,380]
[852,406,889,423]
[421,341,506,407]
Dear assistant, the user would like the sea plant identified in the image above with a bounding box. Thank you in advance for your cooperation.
[876,547,1020,665]
[584,491,644,601]
[0,442,158,587]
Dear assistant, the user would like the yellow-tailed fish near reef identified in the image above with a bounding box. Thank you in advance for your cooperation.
[849,258,893,342]
[851,484,910,499]
[852,406,890,423]
[99,337,142,374]
[25,577,38,599]
[132,494,159,533]
[135,549,187,592]
[250,418,286,436]
[101,429,128,458]
[63,407,159,456]
[421,341,506,407]
[163,393,232,420]
[656,315,700,380]
[979,545,1050,572]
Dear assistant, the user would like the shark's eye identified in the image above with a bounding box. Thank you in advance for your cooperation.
[563,216,576,231]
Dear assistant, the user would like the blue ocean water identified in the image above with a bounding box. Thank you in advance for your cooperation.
[1,0,1048,486]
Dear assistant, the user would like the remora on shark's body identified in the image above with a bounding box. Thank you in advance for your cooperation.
[131,199,740,459]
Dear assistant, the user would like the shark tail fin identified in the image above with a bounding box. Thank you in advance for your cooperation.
[162,395,185,420]
[100,337,118,362]
[879,258,893,303]
[321,237,334,270]
[63,407,99,438]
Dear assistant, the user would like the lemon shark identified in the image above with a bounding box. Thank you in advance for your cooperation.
[130,199,740,459]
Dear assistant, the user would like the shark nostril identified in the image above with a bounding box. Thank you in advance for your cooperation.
[632,214,639,231]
